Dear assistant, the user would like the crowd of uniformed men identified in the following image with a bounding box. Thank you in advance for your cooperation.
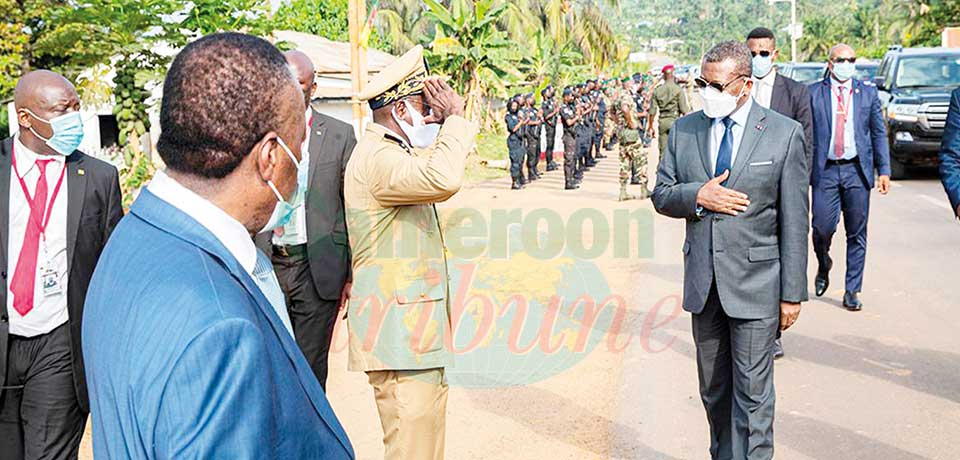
[504,65,690,201]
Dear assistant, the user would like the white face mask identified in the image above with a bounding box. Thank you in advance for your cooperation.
[392,100,441,148]
[698,80,748,119]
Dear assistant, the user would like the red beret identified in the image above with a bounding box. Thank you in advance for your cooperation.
[662,64,675,73]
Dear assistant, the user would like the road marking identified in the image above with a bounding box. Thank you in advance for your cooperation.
[919,194,951,211]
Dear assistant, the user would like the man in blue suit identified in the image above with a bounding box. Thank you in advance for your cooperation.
[940,87,960,218]
[809,44,891,311]
[82,33,354,459]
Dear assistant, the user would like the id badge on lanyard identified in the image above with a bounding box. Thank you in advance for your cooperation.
[39,238,63,298]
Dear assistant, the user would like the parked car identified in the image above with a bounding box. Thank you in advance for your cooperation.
[783,62,827,84]
[876,46,960,178]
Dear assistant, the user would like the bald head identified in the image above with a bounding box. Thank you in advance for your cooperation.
[829,44,855,61]
[285,50,317,109]
[14,70,81,156]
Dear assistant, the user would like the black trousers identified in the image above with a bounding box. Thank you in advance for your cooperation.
[562,134,576,186]
[525,134,539,177]
[692,283,777,460]
[272,249,340,390]
[544,124,557,165]
[507,138,525,180]
[0,324,85,460]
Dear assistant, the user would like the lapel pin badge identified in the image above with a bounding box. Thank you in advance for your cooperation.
[78,169,85,176]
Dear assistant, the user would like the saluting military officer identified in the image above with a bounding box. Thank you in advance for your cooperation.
[541,85,560,171]
[616,77,649,201]
[648,64,690,159]
[344,45,478,460]
[560,86,580,190]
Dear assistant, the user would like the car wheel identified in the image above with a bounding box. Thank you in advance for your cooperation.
[890,155,908,180]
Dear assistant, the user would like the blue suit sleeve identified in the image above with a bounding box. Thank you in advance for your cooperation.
[940,88,960,217]
[155,319,277,459]
[868,87,891,177]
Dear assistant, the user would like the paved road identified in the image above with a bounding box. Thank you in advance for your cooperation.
[79,143,960,459]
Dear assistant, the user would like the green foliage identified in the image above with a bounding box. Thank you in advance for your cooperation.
[273,0,355,43]
[618,0,960,63]
[0,104,8,139]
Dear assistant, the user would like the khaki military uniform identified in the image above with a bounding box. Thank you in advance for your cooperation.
[345,44,479,460]
[649,80,690,159]
[615,93,646,194]
[602,90,618,148]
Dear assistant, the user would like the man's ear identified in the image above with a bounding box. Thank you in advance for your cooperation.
[254,132,280,184]
[16,109,33,131]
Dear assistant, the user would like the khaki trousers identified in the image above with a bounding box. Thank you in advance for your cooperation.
[367,368,448,460]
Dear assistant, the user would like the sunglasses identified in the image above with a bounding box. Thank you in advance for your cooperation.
[694,75,749,93]
[751,50,773,58]
[832,57,857,64]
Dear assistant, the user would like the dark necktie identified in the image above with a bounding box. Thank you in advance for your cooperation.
[714,117,735,183]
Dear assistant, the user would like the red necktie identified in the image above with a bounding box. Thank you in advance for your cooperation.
[834,86,847,158]
[11,159,53,316]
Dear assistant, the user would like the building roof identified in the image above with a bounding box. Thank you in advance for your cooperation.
[274,30,397,80]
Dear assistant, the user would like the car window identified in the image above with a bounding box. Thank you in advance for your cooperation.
[793,66,826,84]
[895,55,960,88]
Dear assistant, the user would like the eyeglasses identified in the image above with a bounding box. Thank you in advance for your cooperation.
[832,57,857,64]
[694,75,749,93]
[751,50,773,58]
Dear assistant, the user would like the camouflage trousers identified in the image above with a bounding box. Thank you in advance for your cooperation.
[603,118,617,148]
[619,142,647,189]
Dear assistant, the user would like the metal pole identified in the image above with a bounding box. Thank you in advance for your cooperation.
[348,0,367,136]
[790,0,797,63]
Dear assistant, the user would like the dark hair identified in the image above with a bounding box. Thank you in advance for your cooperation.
[703,40,753,77]
[157,32,296,178]
[747,27,776,43]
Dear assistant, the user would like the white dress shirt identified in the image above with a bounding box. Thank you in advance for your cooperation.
[272,107,313,246]
[7,135,69,337]
[710,97,754,173]
[829,77,858,160]
[148,170,294,336]
[752,71,777,109]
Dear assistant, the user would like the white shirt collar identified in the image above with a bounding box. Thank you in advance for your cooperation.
[13,134,66,179]
[147,170,258,274]
[831,76,853,91]
[755,70,777,87]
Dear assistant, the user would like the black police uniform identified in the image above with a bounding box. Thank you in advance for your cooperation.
[542,97,558,171]
[505,110,525,188]
[524,106,541,181]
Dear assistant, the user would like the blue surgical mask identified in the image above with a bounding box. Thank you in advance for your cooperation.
[832,62,856,82]
[25,109,84,155]
[260,137,306,234]
[752,55,774,79]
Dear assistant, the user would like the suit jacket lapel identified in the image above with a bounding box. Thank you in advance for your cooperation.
[695,112,713,177]
[770,75,787,114]
[65,152,87,276]
[131,190,353,454]
[0,139,12,276]
[727,104,767,189]
[307,110,328,190]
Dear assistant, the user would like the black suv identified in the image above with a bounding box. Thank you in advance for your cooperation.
[876,46,960,178]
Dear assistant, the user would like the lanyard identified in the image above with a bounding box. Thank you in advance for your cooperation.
[835,85,851,116]
[10,143,67,241]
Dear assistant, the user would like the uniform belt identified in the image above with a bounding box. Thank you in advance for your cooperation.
[272,243,308,258]
[826,158,857,165]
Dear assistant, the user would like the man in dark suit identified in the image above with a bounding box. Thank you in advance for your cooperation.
[809,44,890,311]
[940,87,960,218]
[746,26,814,359]
[255,50,356,390]
[654,41,808,459]
[0,70,122,459]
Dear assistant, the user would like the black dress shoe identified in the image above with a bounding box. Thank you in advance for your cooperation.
[630,178,642,185]
[843,291,863,311]
[815,271,830,297]
[511,179,522,190]
[564,183,579,190]
[772,338,784,360]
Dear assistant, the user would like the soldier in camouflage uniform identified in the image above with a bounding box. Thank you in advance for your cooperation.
[602,83,618,151]
[616,77,649,201]
[541,85,560,171]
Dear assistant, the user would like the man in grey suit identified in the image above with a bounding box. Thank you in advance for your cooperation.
[653,41,808,460]
[256,50,356,390]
